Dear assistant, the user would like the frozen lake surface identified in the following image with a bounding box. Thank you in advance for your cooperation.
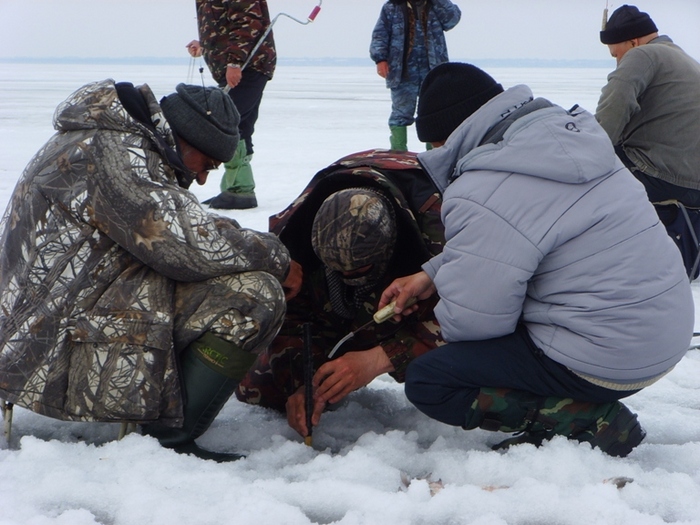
[0,61,698,525]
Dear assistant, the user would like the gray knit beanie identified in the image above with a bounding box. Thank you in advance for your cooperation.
[160,83,240,162]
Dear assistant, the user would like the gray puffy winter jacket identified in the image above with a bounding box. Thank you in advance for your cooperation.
[419,85,693,384]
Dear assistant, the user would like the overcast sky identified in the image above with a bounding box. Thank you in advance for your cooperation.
[0,0,698,62]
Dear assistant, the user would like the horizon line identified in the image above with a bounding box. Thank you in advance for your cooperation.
[0,56,612,68]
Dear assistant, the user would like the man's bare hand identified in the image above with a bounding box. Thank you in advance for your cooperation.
[379,271,436,321]
[186,40,202,58]
[313,346,394,405]
[286,385,325,437]
[226,65,243,89]
[283,260,303,300]
[376,61,389,79]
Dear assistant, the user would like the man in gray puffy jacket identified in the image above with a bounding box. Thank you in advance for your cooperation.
[380,63,693,457]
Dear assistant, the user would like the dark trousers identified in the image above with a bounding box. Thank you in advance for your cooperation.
[404,325,636,427]
[615,145,700,207]
[227,69,268,156]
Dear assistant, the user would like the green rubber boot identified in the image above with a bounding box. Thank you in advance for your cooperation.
[143,332,257,462]
[464,388,645,457]
[222,140,256,197]
[389,125,408,151]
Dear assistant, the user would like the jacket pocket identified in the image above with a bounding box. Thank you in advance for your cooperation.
[64,314,173,422]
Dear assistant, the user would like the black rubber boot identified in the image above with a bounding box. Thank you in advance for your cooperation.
[202,192,258,210]
[143,332,257,462]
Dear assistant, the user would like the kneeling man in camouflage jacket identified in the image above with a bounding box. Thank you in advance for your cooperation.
[0,80,299,461]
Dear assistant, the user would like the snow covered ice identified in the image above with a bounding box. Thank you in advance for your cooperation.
[0,62,699,525]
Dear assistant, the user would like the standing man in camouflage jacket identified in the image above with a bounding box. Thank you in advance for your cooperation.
[0,80,299,461]
[235,150,445,439]
[187,0,276,210]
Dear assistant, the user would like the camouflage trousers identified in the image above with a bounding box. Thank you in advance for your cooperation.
[173,271,286,356]
[388,51,430,127]
[11,270,285,425]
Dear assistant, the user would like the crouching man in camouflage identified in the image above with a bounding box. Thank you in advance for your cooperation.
[0,80,299,461]
[235,150,445,438]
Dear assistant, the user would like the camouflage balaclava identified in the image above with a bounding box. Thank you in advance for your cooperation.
[311,187,397,319]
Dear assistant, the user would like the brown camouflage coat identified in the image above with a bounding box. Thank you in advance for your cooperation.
[236,149,446,411]
[196,0,277,83]
[0,80,289,425]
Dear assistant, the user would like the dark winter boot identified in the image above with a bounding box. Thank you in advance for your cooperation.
[389,125,408,151]
[203,191,258,210]
[143,332,257,462]
[464,388,646,457]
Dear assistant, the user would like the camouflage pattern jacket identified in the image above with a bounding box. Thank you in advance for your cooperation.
[196,0,277,84]
[0,79,289,424]
[236,150,446,410]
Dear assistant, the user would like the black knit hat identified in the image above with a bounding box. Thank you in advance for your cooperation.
[160,83,240,162]
[416,63,504,143]
[600,5,658,45]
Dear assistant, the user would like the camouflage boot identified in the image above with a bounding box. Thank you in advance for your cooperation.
[389,125,408,151]
[464,388,645,457]
[142,332,257,462]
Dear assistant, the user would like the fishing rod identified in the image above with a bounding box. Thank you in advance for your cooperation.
[602,0,609,30]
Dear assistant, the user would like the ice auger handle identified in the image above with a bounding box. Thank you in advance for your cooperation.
[308,5,321,21]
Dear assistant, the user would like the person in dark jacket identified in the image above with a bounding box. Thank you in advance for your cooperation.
[596,5,700,278]
[236,149,445,438]
[370,0,460,151]
[0,80,300,461]
[596,5,700,207]
[187,0,277,209]
[380,63,693,457]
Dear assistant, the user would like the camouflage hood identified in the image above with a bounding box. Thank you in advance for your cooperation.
[271,149,444,275]
[54,79,173,141]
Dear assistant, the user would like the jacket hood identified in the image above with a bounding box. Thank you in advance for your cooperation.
[271,150,437,271]
[52,79,195,187]
[418,85,618,193]
[53,79,175,147]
